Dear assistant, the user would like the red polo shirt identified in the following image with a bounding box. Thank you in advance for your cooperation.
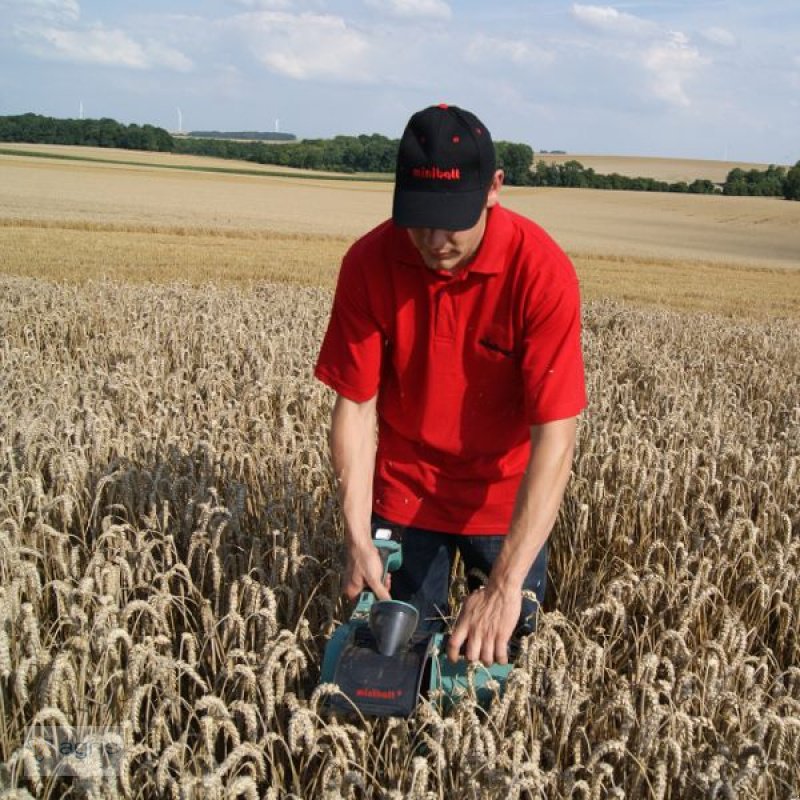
[315,204,586,534]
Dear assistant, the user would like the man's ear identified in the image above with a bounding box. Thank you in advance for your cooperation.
[486,169,504,208]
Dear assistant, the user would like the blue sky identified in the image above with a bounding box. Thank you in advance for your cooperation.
[0,0,798,163]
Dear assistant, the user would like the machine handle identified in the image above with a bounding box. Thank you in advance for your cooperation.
[377,543,394,580]
[373,536,402,578]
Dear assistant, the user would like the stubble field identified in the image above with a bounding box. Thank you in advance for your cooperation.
[1,147,799,316]
[0,148,799,799]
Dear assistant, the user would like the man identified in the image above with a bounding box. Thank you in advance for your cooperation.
[315,104,586,667]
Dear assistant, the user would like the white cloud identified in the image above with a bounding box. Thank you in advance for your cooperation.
[791,55,800,92]
[228,0,292,8]
[466,34,553,67]
[569,5,708,109]
[643,31,707,108]
[237,12,372,81]
[570,4,654,37]
[0,0,79,23]
[702,27,738,47]
[365,0,451,21]
[22,23,193,71]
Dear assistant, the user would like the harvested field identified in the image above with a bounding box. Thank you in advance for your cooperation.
[1,149,799,322]
[0,141,367,178]
[1,148,799,270]
[1,142,782,184]
[0,154,391,235]
[503,187,800,271]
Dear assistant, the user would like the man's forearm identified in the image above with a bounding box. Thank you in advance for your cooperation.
[487,417,578,593]
[330,393,391,601]
[330,394,378,547]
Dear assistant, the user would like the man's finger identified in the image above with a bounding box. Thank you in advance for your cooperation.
[343,580,362,601]
[493,635,509,666]
[480,637,497,667]
[464,634,482,664]
[369,577,391,602]
[447,625,466,663]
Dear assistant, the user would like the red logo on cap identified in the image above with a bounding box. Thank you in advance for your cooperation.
[412,166,461,181]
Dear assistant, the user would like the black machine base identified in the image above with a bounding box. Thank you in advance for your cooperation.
[329,624,435,717]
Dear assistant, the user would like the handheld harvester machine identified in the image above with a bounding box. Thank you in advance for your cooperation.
[319,528,515,716]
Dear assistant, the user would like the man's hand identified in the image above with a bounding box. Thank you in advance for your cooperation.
[446,418,577,666]
[446,584,521,666]
[343,540,391,602]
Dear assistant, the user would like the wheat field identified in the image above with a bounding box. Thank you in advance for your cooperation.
[1,277,798,799]
[0,150,799,799]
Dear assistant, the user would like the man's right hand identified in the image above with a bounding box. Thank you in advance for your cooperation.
[343,539,392,601]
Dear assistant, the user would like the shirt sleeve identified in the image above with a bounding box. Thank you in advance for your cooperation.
[520,271,587,425]
[314,246,384,402]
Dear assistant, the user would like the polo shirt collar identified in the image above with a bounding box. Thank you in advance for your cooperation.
[394,204,512,277]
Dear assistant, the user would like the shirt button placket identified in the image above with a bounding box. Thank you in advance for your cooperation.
[434,285,456,341]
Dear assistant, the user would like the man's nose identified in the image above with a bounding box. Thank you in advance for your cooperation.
[426,229,450,249]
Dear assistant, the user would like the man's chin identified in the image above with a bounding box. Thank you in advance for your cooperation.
[424,256,461,273]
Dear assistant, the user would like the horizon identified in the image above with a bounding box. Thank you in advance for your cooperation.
[3,115,793,169]
[0,1,798,165]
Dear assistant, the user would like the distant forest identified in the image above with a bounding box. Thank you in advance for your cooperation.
[0,113,173,151]
[1,113,798,199]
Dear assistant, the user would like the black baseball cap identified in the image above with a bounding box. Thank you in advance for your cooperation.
[392,103,496,231]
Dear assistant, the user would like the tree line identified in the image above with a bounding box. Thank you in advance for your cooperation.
[528,157,718,194]
[0,112,173,151]
[1,113,798,199]
[173,132,400,173]
[517,152,800,200]
[721,165,799,198]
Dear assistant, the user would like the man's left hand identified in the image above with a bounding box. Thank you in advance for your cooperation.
[446,585,521,666]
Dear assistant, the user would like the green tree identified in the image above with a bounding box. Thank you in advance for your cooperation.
[561,160,588,188]
[723,165,785,197]
[785,161,800,200]
[495,142,534,185]
[688,179,717,194]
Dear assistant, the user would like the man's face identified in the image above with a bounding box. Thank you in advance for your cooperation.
[404,169,504,275]
[406,209,488,274]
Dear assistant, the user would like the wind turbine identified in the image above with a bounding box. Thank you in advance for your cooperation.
[177,107,183,134]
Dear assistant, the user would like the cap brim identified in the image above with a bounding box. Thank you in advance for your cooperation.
[392,187,486,231]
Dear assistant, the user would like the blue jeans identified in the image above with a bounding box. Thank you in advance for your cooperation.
[372,514,547,636]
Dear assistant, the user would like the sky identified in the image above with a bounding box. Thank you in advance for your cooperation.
[0,0,798,164]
